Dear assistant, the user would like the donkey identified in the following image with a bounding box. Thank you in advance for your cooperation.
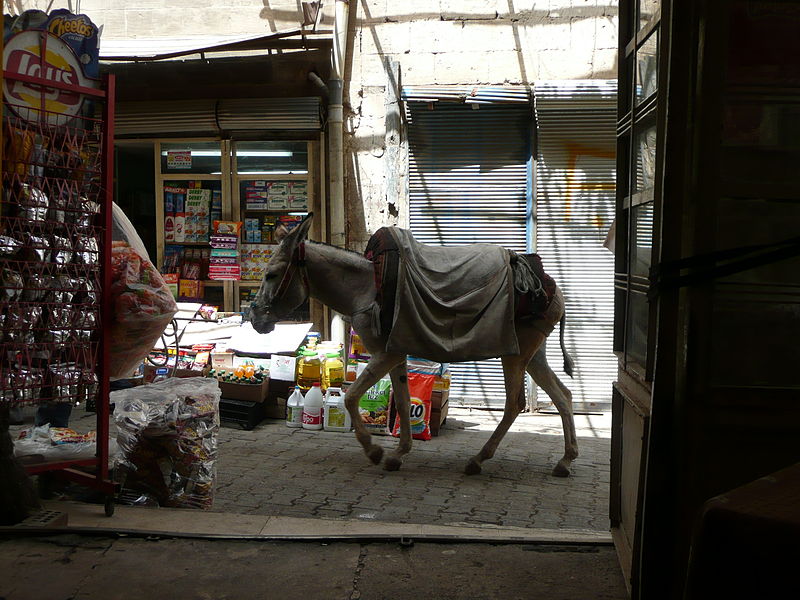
[250,214,578,477]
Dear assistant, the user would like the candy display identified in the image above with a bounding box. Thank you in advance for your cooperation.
[108,203,178,378]
[112,377,221,509]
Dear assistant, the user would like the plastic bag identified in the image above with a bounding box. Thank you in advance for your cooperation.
[111,377,220,509]
[14,424,117,462]
[109,203,178,378]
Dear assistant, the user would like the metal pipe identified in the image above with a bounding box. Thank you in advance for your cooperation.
[328,0,350,346]
[308,71,329,99]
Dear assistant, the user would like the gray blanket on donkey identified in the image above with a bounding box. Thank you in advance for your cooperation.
[381,227,518,363]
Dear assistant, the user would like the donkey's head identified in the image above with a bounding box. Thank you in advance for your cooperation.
[249,213,314,334]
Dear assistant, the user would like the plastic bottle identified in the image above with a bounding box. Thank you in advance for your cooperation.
[301,383,324,430]
[321,351,344,391]
[296,349,321,390]
[286,386,304,428]
[323,387,350,432]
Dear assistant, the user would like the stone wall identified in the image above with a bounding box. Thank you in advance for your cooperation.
[7,1,618,249]
[345,1,619,248]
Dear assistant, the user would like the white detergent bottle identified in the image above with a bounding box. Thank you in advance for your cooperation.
[302,383,324,430]
[286,386,304,428]
[323,387,350,432]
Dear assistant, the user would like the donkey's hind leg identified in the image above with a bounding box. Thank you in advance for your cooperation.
[527,348,578,477]
[344,352,405,466]
[384,360,411,471]
[465,354,530,475]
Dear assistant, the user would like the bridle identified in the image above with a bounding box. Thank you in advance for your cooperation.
[271,241,310,305]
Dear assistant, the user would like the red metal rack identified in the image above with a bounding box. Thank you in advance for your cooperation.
[1,63,118,515]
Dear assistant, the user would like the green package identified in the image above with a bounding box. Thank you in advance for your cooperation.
[358,378,391,432]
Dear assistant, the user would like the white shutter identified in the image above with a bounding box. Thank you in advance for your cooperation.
[405,95,532,407]
[534,80,617,413]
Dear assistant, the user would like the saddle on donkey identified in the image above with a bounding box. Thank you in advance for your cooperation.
[364,227,555,363]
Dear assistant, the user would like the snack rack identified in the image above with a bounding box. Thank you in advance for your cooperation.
[1,66,118,515]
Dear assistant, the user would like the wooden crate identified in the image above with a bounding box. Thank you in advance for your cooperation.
[430,389,449,436]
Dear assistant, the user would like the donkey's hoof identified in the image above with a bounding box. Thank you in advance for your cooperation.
[464,459,482,476]
[552,461,571,477]
[384,456,403,471]
[366,445,384,465]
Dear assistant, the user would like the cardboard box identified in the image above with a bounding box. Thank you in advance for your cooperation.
[210,351,235,368]
[263,396,287,420]
[218,377,269,403]
[232,356,271,370]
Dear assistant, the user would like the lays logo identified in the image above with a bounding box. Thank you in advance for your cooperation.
[3,30,94,125]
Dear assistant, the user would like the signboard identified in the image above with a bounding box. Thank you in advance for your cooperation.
[2,9,99,125]
[166,150,192,169]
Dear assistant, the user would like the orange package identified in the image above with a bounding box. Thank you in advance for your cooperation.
[391,371,435,441]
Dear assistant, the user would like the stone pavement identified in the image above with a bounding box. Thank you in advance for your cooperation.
[11,405,611,533]
[212,408,611,532]
[0,535,629,600]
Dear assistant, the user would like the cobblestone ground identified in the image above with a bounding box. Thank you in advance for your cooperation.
[213,408,611,531]
[11,405,611,532]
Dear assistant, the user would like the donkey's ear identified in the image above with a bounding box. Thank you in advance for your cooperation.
[278,212,314,246]
[274,224,290,243]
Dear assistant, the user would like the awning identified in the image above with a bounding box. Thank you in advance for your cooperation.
[402,85,532,105]
[100,28,332,62]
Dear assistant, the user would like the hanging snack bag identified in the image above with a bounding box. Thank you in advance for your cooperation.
[109,203,178,378]
[391,371,435,441]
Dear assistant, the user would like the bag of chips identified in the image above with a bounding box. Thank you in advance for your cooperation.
[109,203,178,378]
[391,371,435,441]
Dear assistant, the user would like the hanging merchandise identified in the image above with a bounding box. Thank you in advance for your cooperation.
[323,387,350,432]
[109,204,179,378]
[286,386,304,428]
[1,8,118,514]
[301,383,324,430]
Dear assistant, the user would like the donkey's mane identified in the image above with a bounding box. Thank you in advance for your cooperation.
[306,239,362,256]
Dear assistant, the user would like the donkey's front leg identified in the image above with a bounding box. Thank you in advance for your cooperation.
[344,352,405,466]
[465,355,528,475]
[384,360,411,471]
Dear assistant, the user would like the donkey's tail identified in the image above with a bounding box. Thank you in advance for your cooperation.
[559,313,575,378]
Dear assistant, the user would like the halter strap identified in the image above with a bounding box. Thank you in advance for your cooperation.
[273,242,309,301]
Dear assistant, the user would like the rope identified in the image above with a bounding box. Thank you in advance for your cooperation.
[509,250,545,298]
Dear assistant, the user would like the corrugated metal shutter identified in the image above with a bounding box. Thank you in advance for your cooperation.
[534,80,617,413]
[115,97,322,136]
[405,95,532,407]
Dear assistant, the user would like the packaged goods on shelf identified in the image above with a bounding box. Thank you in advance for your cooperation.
[209,221,241,281]
[210,189,222,223]
[267,181,290,210]
[112,377,221,509]
[178,278,204,301]
[288,181,308,210]
[240,244,273,281]
[185,188,211,242]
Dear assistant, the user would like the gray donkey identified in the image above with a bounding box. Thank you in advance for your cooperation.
[250,213,578,477]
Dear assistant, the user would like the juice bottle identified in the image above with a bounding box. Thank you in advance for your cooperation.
[321,351,344,391]
[296,349,321,390]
